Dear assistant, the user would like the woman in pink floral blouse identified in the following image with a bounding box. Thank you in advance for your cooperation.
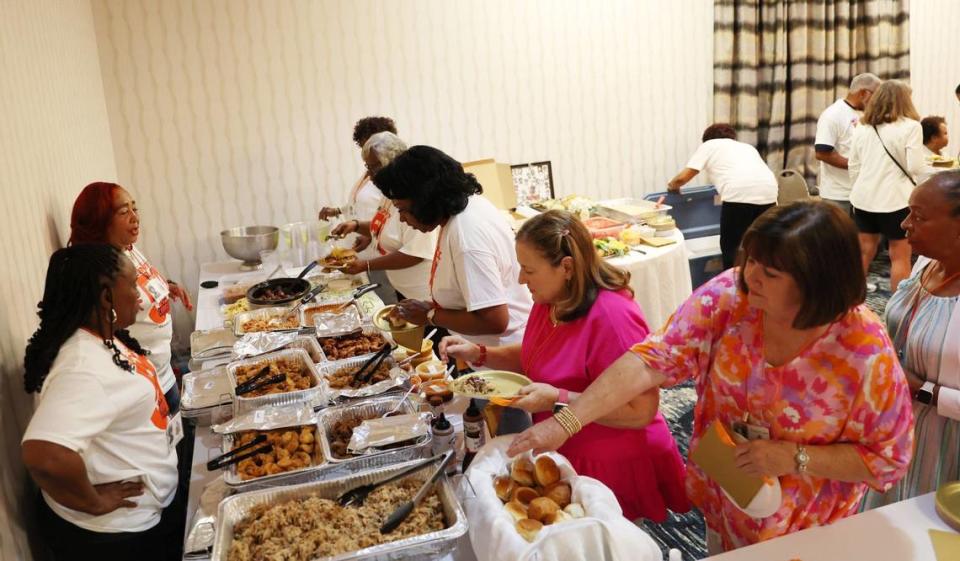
[509,201,914,553]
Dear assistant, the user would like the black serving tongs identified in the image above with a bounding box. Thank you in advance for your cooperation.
[234,364,271,394]
[336,453,447,507]
[205,434,272,471]
[352,342,394,385]
[380,451,455,533]
[235,373,285,396]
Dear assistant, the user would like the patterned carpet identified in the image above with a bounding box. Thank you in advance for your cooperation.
[642,251,893,559]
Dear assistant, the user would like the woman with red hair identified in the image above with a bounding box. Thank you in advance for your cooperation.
[70,182,192,413]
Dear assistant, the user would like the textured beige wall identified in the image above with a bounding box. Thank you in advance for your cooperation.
[0,1,118,559]
[89,0,715,349]
[910,0,960,158]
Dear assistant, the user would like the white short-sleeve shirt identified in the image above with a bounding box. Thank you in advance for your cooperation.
[848,118,925,213]
[815,98,861,201]
[685,139,778,205]
[124,245,175,393]
[22,330,178,533]
[372,199,437,302]
[431,195,532,347]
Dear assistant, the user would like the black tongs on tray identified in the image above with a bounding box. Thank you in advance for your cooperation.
[205,434,272,471]
[336,452,448,507]
[380,451,455,533]
[351,342,394,385]
[235,363,286,395]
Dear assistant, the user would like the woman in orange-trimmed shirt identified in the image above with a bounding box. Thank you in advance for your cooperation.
[509,202,914,553]
[70,182,192,414]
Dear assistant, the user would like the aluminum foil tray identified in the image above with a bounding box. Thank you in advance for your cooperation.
[593,197,672,224]
[319,354,405,402]
[232,306,302,337]
[283,335,326,363]
[211,460,467,561]
[222,422,327,492]
[318,395,430,466]
[227,348,327,414]
[190,327,238,360]
[181,366,234,425]
[316,325,393,364]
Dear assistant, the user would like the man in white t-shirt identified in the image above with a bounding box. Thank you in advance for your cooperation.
[917,115,950,184]
[814,73,882,213]
[668,123,778,269]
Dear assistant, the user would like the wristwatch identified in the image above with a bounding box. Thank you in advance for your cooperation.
[794,444,810,474]
[426,307,437,326]
[916,381,936,405]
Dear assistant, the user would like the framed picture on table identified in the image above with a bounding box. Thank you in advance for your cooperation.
[510,161,554,207]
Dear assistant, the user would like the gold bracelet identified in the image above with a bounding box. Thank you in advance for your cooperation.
[553,407,583,437]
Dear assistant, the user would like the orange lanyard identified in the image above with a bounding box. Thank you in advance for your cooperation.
[428,224,446,306]
[370,204,390,255]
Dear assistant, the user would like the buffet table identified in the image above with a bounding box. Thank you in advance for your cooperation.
[703,492,955,561]
[607,229,691,329]
[184,260,478,560]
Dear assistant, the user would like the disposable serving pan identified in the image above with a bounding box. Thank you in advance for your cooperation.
[318,354,405,402]
[232,306,301,337]
[211,460,467,561]
[226,348,326,414]
[180,366,233,425]
[283,335,326,363]
[318,395,431,466]
[316,325,393,363]
[593,197,672,224]
[221,422,328,492]
[190,327,237,360]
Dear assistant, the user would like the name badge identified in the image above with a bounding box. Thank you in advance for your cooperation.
[166,411,184,449]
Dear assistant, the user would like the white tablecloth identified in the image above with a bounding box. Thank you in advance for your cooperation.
[607,230,692,330]
[704,492,954,561]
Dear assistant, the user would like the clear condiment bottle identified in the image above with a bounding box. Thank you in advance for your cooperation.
[431,413,457,475]
[461,398,485,472]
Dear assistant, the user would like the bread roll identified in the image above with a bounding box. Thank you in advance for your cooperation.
[542,509,572,525]
[564,502,586,518]
[511,486,540,505]
[534,456,561,487]
[504,500,528,522]
[543,481,572,508]
[511,458,536,487]
[527,497,560,522]
[516,518,543,542]
[494,476,517,503]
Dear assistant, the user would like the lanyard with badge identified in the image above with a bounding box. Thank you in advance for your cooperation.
[428,224,447,307]
[123,342,183,449]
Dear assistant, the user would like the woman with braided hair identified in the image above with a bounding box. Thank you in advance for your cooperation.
[21,244,180,560]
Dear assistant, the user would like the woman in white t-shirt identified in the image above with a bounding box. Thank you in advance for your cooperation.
[319,117,399,254]
[849,80,925,293]
[69,182,192,414]
[372,145,533,348]
[22,244,180,560]
[668,123,778,269]
[331,132,438,302]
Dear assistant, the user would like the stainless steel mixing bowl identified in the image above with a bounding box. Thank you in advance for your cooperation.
[220,225,279,270]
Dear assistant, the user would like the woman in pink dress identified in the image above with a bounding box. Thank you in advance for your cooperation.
[440,210,688,521]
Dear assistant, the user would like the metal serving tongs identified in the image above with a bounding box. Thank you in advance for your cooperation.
[278,283,327,322]
[380,451,455,533]
[332,283,380,313]
[205,434,272,471]
[352,342,395,386]
[336,452,448,507]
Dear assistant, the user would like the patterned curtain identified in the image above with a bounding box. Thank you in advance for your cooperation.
[713,0,911,185]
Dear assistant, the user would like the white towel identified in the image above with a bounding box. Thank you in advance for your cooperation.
[464,436,663,561]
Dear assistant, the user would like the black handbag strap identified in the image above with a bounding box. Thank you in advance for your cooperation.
[872,125,916,186]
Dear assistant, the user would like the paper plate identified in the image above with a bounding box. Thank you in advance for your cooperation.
[936,481,960,532]
[372,306,425,351]
[450,371,532,400]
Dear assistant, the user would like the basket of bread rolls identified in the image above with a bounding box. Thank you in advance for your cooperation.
[495,456,586,542]
[464,436,664,561]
